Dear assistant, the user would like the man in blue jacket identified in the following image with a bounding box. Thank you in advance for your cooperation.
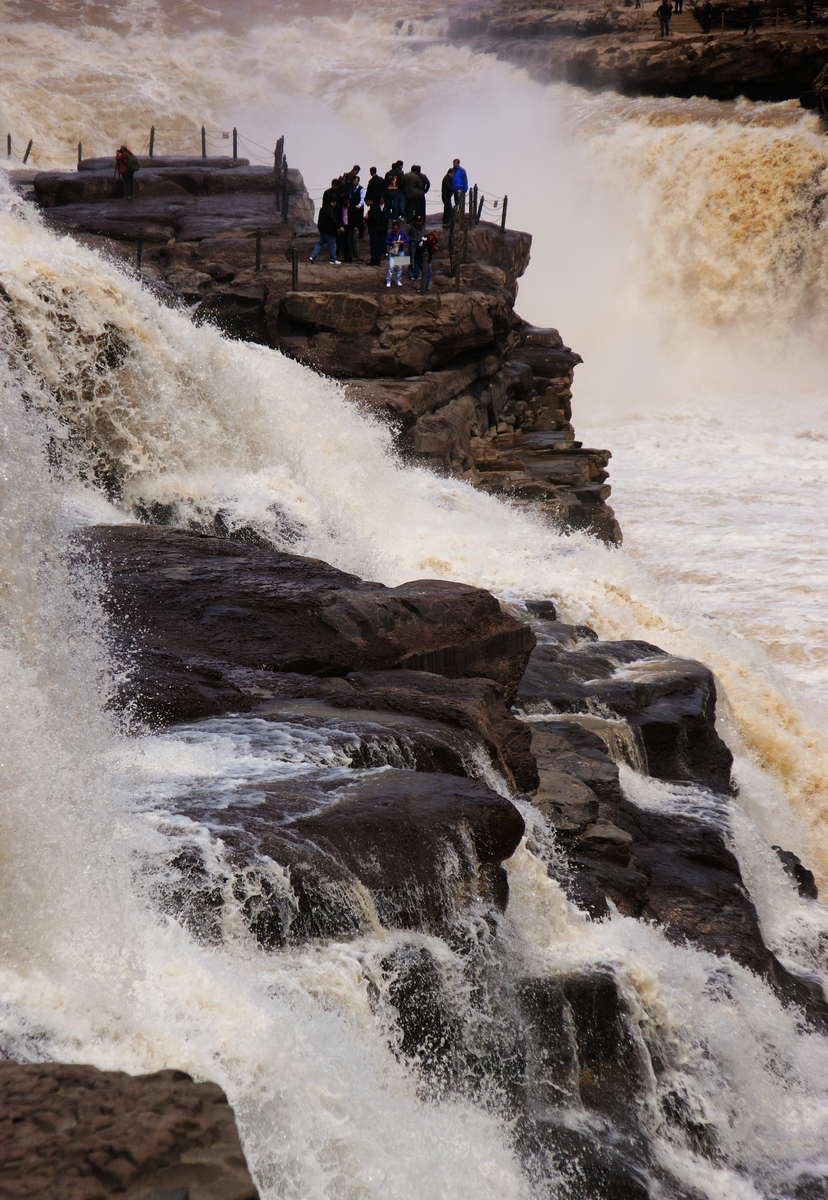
[451,159,469,209]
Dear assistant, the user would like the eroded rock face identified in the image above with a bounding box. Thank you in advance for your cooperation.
[0,1063,259,1199]
[80,525,535,714]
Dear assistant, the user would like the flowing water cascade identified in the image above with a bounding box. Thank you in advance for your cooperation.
[1,2,828,1197]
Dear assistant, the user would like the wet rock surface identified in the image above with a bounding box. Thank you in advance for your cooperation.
[80,524,535,713]
[0,1062,259,1199]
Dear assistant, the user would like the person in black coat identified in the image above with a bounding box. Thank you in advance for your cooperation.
[309,196,343,264]
[744,0,759,32]
[366,198,389,266]
[441,168,455,228]
[365,167,385,206]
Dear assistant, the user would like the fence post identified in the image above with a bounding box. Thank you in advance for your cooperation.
[77,141,82,169]
[7,134,11,157]
[500,195,508,233]
[461,191,469,264]
[149,126,155,157]
[476,193,484,224]
[292,247,299,290]
[473,184,479,225]
[448,209,456,278]
[136,228,144,273]
[23,140,32,164]
[282,159,290,223]
[232,127,238,160]
[201,125,207,158]
[255,228,262,271]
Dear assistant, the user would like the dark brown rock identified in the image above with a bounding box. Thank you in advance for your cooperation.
[79,525,535,715]
[0,1062,259,1199]
[516,633,734,793]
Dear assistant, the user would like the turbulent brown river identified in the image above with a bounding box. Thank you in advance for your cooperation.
[1,2,827,1197]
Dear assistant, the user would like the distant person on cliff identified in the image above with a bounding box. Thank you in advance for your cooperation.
[384,161,406,220]
[366,195,388,266]
[406,214,427,279]
[451,159,469,209]
[365,166,385,207]
[114,145,138,198]
[402,164,431,223]
[347,175,365,260]
[700,0,713,31]
[656,0,672,35]
[322,178,340,208]
[385,220,410,287]
[415,228,440,293]
[309,195,342,265]
[441,168,455,227]
[744,0,759,32]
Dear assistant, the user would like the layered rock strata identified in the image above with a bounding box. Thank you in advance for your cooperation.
[28,156,621,544]
[447,1,828,101]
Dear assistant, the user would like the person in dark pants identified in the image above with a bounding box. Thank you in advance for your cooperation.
[384,161,406,220]
[406,215,426,279]
[365,166,385,207]
[402,164,430,223]
[309,196,342,264]
[656,0,672,35]
[450,158,468,209]
[415,229,440,292]
[700,0,713,31]
[674,0,683,14]
[745,0,759,33]
[366,199,388,266]
[441,168,455,227]
[115,145,136,198]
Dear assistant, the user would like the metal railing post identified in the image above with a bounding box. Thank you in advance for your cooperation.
[149,126,155,157]
[23,139,32,164]
[201,125,207,158]
[501,195,508,233]
[77,141,82,169]
[232,127,238,160]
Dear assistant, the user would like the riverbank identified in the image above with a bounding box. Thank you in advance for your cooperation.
[446,0,828,99]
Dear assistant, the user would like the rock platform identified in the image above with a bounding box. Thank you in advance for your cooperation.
[26,155,621,545]
[447,0,828,101]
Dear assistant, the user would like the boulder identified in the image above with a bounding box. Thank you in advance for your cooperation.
[516,630,733,793]
[281,291,380,335]
[79,525,535,711]
[166,771,525,942]
[0,1062,259,1199]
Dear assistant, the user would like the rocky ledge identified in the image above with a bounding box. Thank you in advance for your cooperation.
[446,0,828,101]
[24,155,621,545]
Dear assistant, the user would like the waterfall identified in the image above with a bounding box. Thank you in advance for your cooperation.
[0,2,827,1196]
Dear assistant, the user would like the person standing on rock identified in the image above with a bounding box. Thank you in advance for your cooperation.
[114,145,138,199]
[347,175,365,261]
[441,167,455,227]
[700,0,713,31]
[384,161,406,221]
[656,0,673,36]
[406,215,427,280]
[309,195,342,265]
[451,159,469,210]
[744,0,759,33]
[365,166,385,207]
[385,220,410,287]
[416,228,440,293]
[366,195,389,266]
[403,164,431,224]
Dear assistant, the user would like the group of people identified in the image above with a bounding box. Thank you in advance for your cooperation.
[308,157,471,290]
[655,0,766,37]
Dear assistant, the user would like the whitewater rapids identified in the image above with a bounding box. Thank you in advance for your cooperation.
[0,2,827,1197]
